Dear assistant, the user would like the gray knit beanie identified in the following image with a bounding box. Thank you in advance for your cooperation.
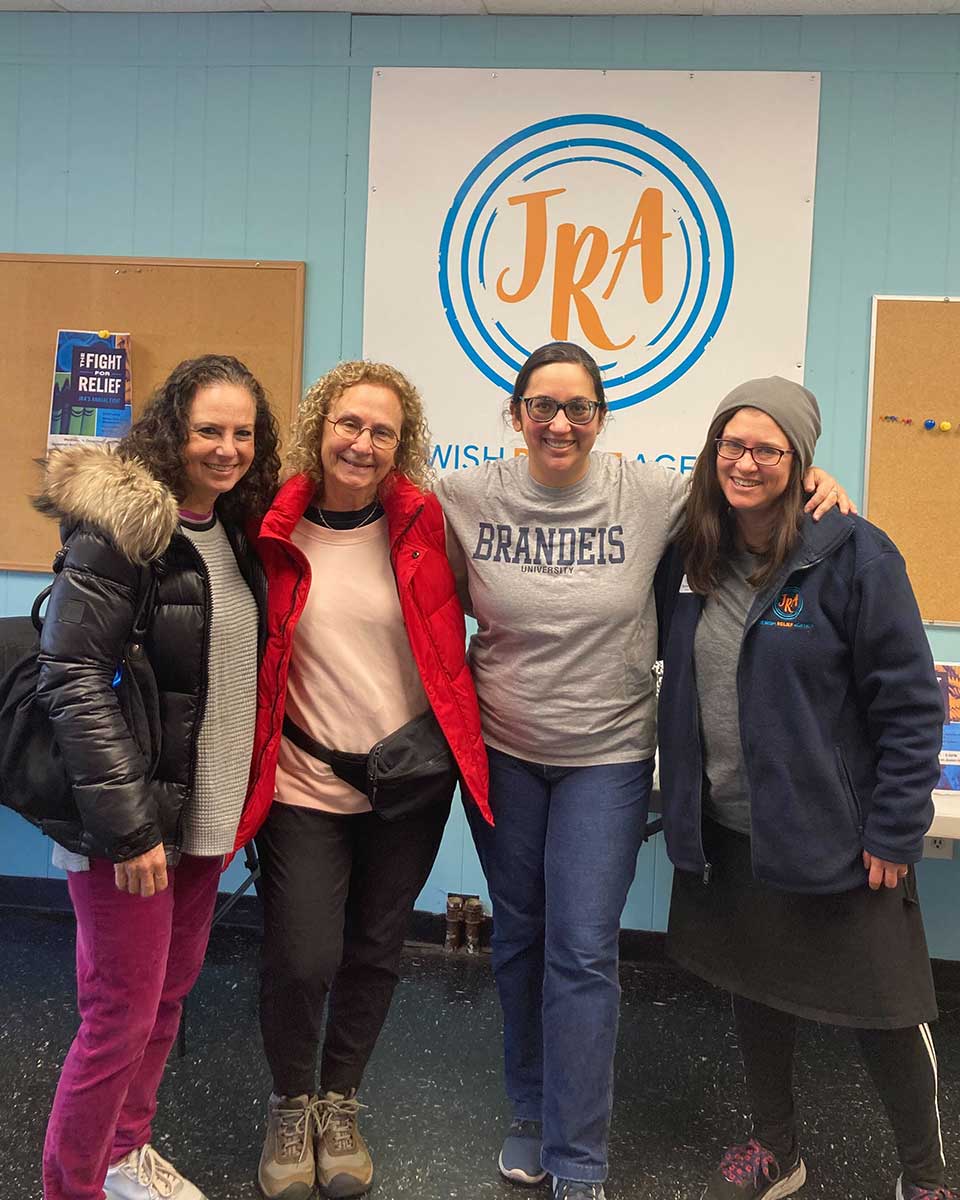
[711,376,821,474]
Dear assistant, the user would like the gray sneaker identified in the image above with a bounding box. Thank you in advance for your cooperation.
[498,1119,547,1185]
[104,1145,206,1200]
[257,1093,318,1200]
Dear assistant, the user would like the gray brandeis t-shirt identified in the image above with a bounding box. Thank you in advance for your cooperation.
[437,454,687,767]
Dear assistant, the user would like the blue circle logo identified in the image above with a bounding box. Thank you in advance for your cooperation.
[438,113,734,410]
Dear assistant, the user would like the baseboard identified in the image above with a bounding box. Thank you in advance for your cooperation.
[3,874,959,987]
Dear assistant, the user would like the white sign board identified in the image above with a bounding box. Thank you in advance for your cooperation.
[364,68,820,475]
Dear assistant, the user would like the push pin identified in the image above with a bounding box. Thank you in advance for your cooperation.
[924,419,937,430]
[941,421,953,432]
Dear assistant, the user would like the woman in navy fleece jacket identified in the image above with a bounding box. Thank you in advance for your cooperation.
[657,377,951,1200]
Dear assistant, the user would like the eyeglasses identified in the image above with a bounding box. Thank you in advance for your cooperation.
[520,396,600,425]
[715,438,795,467]
[326,416,399,451]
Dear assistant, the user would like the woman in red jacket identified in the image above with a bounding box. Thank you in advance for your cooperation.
[239,360,490,1200]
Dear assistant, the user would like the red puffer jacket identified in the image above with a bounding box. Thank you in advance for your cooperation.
[232,471,491,855]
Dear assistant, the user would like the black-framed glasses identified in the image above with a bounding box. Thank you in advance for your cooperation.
[715,438,795,467]
[326,415,399,451]
[521,396,599,425]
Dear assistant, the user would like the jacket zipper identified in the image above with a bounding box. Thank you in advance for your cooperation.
[372,494,425,811]
[736,549,832,882]
[246,538,308,797]
[835,746,864,832]
[388,499,477,798]
[368,743,382,807]
[391,502,425,552]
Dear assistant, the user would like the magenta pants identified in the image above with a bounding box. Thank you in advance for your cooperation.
[42,853,221,1200]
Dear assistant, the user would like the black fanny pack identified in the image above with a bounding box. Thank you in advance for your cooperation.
[282,710,458,821]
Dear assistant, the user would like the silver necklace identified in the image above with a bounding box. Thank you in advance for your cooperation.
[314,500,382,531]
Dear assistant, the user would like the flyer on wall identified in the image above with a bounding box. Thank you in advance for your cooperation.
[48,330,132,449]
[934,662,960,798]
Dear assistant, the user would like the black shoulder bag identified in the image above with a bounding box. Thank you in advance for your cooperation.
[0,555,160,833]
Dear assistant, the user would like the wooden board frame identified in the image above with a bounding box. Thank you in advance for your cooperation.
[0,253,304,573]
[865,295,960,627]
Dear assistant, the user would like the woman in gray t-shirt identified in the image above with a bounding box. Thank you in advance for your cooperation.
[438,343,845,1200]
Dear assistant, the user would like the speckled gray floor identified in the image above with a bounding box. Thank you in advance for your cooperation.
[2,909,957,1199]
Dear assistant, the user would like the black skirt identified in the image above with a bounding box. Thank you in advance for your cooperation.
[667,819,938,1029]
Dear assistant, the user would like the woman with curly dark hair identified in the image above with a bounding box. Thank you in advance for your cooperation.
[36,354,278,1200]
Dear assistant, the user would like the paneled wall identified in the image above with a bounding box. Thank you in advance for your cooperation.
[1,10,959,957]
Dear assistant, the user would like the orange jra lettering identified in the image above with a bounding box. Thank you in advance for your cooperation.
[497,185,670,351]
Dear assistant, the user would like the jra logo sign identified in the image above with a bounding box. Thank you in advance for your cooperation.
[438,113,734,410]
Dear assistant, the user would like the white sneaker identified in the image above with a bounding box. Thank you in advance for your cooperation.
[104,1145,207,1200]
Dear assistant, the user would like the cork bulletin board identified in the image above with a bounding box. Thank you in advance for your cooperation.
[865,295,960,626]
[0,253,305,573]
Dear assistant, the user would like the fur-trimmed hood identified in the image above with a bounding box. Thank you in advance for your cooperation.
[34,445,180,564]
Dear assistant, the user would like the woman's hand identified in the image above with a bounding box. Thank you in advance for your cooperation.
[862,850,908,891]
[802,468,858,520]
[115,844,168,896]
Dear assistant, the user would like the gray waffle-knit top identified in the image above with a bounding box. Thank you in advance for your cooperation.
[178,517,258,856]
[694,549,760,836]
[438,454,688,767]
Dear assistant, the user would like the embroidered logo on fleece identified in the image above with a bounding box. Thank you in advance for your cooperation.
[772,588,803,621]
[759,586,813,632]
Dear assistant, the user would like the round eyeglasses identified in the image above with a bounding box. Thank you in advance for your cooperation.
[326,416,400,451]
[521,396,600,425]
[715,438,795,467]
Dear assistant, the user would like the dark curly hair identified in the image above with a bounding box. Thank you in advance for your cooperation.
[118,354,281,522]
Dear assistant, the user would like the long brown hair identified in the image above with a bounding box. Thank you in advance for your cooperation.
[677,410,806,595]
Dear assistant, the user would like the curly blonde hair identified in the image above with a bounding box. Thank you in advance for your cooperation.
[285,360,434,493]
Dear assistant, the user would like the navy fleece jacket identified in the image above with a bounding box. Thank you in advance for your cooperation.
[657,510,943,894]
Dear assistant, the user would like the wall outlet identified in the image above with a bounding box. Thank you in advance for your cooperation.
[923,836,955,860]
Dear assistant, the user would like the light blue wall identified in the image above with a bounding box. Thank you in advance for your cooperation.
[1,11,959,956]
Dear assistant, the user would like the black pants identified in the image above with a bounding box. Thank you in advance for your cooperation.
[257,798,449,1097]
[734,993,946,1188]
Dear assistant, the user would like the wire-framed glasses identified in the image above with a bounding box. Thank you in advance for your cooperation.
[326,416,400,451]
[715,438,795,467]
[521,396,599,425]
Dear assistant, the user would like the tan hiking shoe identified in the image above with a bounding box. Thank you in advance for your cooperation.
[257,1093,318,1200]
[316,1091,373,1198]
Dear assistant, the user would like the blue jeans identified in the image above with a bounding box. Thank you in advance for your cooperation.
[466,747,654,1183]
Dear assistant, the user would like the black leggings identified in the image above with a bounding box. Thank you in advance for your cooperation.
[733,993,946,1189]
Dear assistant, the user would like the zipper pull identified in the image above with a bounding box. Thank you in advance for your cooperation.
[368,745,381,805]
[702,862,713,885]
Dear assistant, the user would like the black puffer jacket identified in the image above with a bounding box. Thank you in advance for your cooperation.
[34,447,266,862]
